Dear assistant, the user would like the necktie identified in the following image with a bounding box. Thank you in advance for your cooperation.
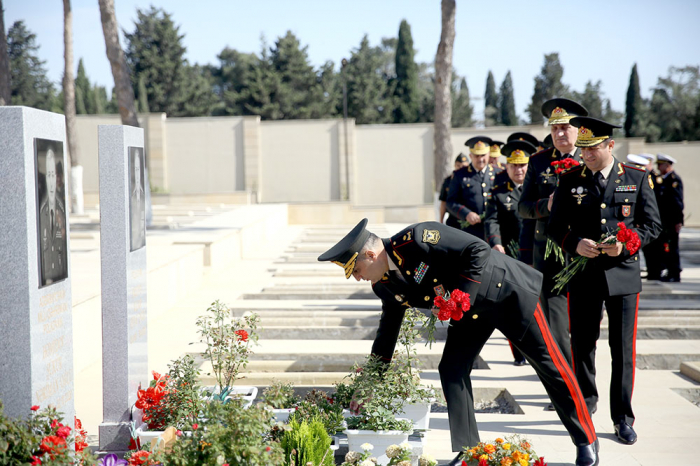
[51,209,54,235]
[593,171,606,198]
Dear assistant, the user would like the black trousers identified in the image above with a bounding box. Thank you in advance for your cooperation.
[568,286,639,425]
[642,239,664,280]
[438,302,597,451]
[662,228,682,278]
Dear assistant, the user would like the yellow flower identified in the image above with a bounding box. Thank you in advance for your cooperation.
[522,453,529,461]
[511,451,521,461]
[500,458,512,466]
[503,443,511,450]
[479,454,489,461]
[484,444,496,454]
[519,460,529,466]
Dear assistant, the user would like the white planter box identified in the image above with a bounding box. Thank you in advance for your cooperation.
[398,401,432,431]
[272,407,295,423]
[201,385,258,408]
[135,423,164,445]
[345,429,411,466]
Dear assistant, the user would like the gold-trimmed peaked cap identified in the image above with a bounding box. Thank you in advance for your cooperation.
[455,153,469,163]
[465,136,493,155]
[489,140,504,158]
[541,98,588,125]
[507,132,539,149]
[318,218,370,279]
[502,140,536,164]
[570,116,621,148]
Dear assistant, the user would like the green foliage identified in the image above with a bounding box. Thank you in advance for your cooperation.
[137,74,150,113]
[146,355,206,430]
[262,381,299,409]
[484,70,499,126]
[498,71,517,126]
[332,381,355,409]
[7,20,58,111]
[281,418,334,466]
[392,20,419,123]
[288,390,344,435]
[526,52,570,124]
[625,63,644,137]
[646,66,700,142]
[75,59,90,114]
[452,76,473,127]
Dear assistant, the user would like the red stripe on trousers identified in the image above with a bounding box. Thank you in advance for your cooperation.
[631,293,639,404]
[567,292,574,375]
[534,304,597,444]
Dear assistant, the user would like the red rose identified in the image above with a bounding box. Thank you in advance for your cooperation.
[135,385,165,410]
[129,450,151,466]
[31,455,42,465]
[56,425,71,439]
[192,423,199,430]
[31,405,40,411]
[235,329,249,342]
[40,435,67,457]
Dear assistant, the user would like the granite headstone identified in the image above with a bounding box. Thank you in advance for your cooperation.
[0,106,74,421]
[98,125,148,452]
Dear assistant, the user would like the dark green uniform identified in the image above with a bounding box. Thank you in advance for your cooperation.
[655,171,684,280]
[446,164,497,240]
[39,197,68,286]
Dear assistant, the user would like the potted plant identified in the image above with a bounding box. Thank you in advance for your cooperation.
[260,380,299,423]
[288,389,345,437]
[196,300,260,406]
[281,417,335,466]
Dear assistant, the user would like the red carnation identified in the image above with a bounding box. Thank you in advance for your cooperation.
[135,385,165,411]
[128,450,151,466]
[31,405,40,411]
[31,456,42,465]
[40,435,67,458]
[235,329,249,342]
[56,425,71,439]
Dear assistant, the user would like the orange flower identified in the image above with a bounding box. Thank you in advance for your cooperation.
[235,329,249,342]
[520,441,531,450]
[128,450,151,466]
[40,435,67,459]
[495,438,504,444]
[484,444,496,454]
[500,458,512,466]
[511,451,521,461]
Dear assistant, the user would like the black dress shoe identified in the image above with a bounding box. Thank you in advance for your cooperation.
[614,421,638,444]
[514,359,527,366]
[545,402,556,411]
[443,452,465,466]
[589,403,597,415]
[575,439,599,466]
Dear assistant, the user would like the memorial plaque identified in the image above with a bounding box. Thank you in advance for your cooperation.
[0,107,74,422]
[98,126,148,452]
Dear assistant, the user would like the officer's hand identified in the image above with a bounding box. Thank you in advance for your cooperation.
[576,238,600,258]
[466,212,481,225]
[676,223,682,234]
[493,244,506,254]
[599,241,623,257]
[547,193,554,212]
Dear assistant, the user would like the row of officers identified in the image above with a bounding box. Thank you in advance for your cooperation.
[438,98,683,449]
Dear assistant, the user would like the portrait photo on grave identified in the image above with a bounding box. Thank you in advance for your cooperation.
[34,138,68,287]
[129,146,146,251]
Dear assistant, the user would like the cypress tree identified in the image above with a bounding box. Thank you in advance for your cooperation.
[526,52,569,123]
[625,63,642,137]
[498,71,517,126]
[74,58,91,113]
[137,74,150,113]
[452,77,473,127]
[484,70,498,126]
[393,19,419,123]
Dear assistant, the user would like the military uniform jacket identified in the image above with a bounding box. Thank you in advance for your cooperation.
[446,164,497,235]
[439,173,460,229]
[518,147,582,268]
[548,158,662,296]
[369,222,543,362]
[39,198,68,284]
[483,172,523,250]
[654,171,684,227]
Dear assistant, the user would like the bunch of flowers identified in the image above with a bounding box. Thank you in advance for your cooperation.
[550,158,580,175]
[461,435,546,466]
[340,442,377,466]
[552,222,641,294]
[423,289,471,347]
[385,442,412,466]
[135,371,170,430]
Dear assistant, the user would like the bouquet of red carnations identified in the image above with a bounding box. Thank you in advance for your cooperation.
[424,289,471,347]
[550,158,580,175]
[552,222,641,294]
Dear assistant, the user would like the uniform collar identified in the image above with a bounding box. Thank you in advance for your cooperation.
[594,158,615,180]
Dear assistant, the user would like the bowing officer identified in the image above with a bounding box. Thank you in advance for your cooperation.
[439,153,470,228]
[484,139,537,366]
[518,98,588,371]
[446,136,498,240]
[488,140,505,172]
[655,153,684,282]
[548,117,661,446]
[319,219,599,466]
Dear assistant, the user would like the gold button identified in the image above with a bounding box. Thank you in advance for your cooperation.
[601,219,607,224]
[482,183,486,187]
[472,314,478,319]
[536,230,540,234]
[600,203,606,208]
[497,283,502,288]
[406,271,411,275]
[433,279,438,283]
[625,198,629,202]
[635,257,638,261]
[393,241,396,245]
[424,296,430,301]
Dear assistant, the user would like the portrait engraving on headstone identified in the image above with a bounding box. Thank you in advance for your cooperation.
[34,138,68,287]
[129,147,146,251]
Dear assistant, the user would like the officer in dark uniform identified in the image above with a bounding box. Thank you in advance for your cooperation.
[439,153,469,228]
[518,98,589,372]
[39,148,68,286]
[484,140,538,366]
[507,131,540,150]
[636,153,664,280]
[655,153,684,282]
[488,140,505,172]
[542,134,553,149]
[446,136,497,240]
[319,219,599,466]
[549,117,661,446]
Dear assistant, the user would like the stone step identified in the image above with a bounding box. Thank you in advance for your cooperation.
[241,291,377,300]
[680,361,700,382]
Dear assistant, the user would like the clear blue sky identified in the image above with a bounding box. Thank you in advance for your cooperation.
[5,0,700,120]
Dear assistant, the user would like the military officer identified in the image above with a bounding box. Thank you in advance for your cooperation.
[446,136,497,240]
[319,219,599,466]
[518,98,589,373]
[655,153,684,282]
[39,147,68,286]
[548,117,661,446]
[542,134,553,149]
[626,154,649,168]
[507,131,540,150]
[488,140,505,172]
[636,153,664,280]
[484,139,538,366]
[439,153,470,228]
[638,153,656,172]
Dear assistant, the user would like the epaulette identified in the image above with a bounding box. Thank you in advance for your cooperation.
[392,228,415,248]
[621,163,644,172]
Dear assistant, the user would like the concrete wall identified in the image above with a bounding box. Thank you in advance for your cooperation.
[75,115,122,197]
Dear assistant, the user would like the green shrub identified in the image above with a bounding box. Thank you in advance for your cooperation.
[288,390,344,435]
[262,381,299,409]
[281,417,334,466]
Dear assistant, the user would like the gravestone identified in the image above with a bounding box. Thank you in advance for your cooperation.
[98,125,149,452]
[0,106,74,421]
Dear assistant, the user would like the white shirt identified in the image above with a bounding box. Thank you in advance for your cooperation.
[594,158,615,180]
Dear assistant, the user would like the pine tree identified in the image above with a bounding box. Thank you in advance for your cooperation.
[498,71,517,126]
[452,76,473,127]
[74,58,91,113]
[393,19,419,123]
[137,74,149,113]
[484,70,498,126]
[625,63,643,137]
[526,52,569,123]
[344,35,394,124]
[210,46,258,116]
[92,85,108,114]
[7,20,57,110]
[572,80,604,118]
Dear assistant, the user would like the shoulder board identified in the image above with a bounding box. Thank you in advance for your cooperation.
[391,228,415,249]
[532,147,554,158]
[622,163,644,172]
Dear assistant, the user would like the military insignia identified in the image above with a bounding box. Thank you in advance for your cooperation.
[617,163,625,175]
[402,231,413,242]
[615,179,621,184]
[433,284,446,297]
[571,186,587,205]
[648,175,654,189]
[414,262,429,284]
[392,250,403,266]
[422,229,440,245]
[622,205,631,217]
[395,294,403,302]
[656,176,663,184]
[672,181,679,188]
[615,185,637,193]
[551,106,566,118]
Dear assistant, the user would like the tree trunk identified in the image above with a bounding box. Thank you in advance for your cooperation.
[63,0,84,214]
[433,0,455,191]
[98,0,138,127]
[0,0,11,105]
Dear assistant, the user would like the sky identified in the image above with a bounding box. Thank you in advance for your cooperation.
[5,0,700,120]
